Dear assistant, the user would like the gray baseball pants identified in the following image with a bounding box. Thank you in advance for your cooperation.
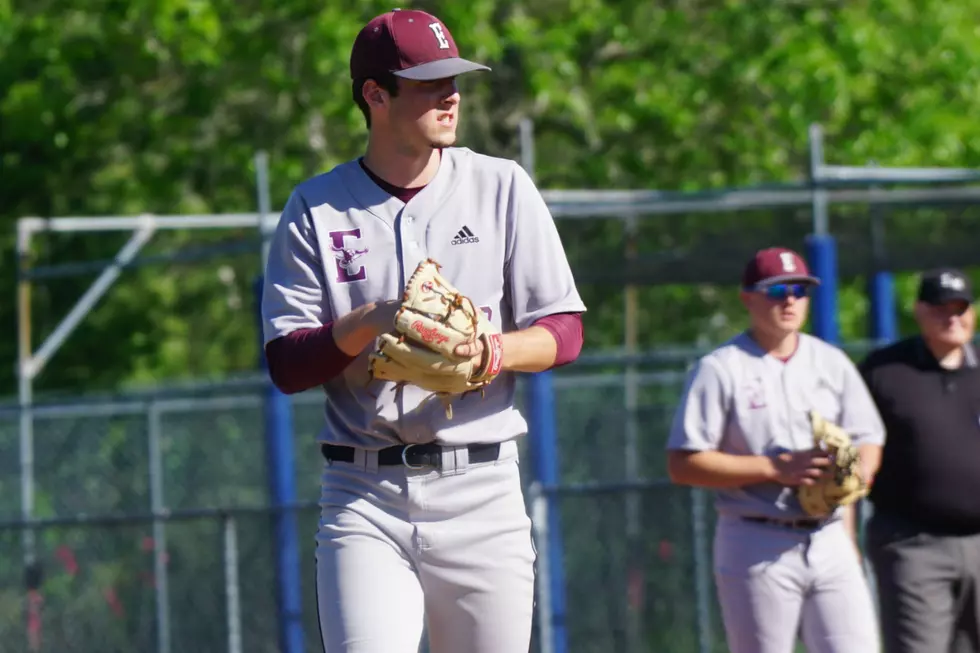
[866,511,980,653]
[713,513,881,653]
[313,439,537,653]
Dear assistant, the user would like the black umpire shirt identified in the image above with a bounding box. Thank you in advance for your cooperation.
[859,336,980,535]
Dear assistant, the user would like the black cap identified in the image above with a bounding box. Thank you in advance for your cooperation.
[917,268,974,305]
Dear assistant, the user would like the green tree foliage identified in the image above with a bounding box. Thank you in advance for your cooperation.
[4,4,980,648]
[4,1,980,395]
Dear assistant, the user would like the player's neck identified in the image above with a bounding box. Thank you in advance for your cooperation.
[362,136,441,189]
[749,327,798,360]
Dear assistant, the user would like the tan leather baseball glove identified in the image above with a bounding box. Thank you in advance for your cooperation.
[368,258,503,418]
[797,410,868,517]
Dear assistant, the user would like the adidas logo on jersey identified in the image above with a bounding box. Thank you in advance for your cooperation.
[451,226,479,245]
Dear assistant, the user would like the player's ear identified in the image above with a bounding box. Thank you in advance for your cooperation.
[738,289,752,309]
[911,301,927,329]
[362,79,389,111]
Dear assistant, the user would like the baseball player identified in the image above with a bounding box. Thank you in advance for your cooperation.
[260,8,586,653]
[665,247,886,653]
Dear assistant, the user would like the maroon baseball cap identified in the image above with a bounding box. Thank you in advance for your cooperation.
[350,9,491,82]
[741,247,821,288]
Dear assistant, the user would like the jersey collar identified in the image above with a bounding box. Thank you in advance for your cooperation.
[338,148,463,229]
[738,330,808,365]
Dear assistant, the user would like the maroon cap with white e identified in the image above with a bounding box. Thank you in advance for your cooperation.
[741,247,821,288]
[350,9,491,82]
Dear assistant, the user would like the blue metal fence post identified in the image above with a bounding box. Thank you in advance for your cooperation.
[868,194,898,346]
[805,235,839,344]
[527,371,568,653]
[254,276,305,653]
[806,124,839,346]
[869,271,898,345]
[861,266,892,580]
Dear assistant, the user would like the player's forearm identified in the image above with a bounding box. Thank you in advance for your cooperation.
[858,443,882,487]
[265,325,356,394]
[667,450,777,489]
[500,312,584,373]
[500,327,558,373]
[843,503,858,540]
[842,503,865,560]
[265,301,401,394]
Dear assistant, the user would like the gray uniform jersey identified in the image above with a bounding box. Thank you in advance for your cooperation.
[261,147,586,449]
[666,331,886,520]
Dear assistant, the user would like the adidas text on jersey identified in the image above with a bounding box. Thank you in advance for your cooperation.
[451,226,479,245]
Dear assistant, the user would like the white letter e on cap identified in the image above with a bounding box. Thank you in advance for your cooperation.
[429,23,450,49]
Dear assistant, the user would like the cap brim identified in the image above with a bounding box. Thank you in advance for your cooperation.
[394,58,491,81]
[754,274,821,288]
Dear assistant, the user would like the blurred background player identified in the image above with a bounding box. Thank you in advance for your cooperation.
[860,267,980,653]
[665,247,885,653]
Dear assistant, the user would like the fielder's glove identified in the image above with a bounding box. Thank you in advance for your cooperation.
[368,258,503,418]
[797,410,868,517]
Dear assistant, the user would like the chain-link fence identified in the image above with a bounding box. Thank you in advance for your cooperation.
[0,380,514,653]
[537,340,887,653]
[4,365,689,651]
[543,361,708,653]
[0,339,887,653]
[0,383,324,653]
[0,506,327,653]
[10,130,980,651]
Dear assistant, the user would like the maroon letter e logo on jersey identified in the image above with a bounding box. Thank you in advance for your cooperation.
[329,229,369,283]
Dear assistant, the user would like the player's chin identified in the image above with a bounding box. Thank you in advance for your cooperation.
[777,316,805,331]
[427,131,458,148]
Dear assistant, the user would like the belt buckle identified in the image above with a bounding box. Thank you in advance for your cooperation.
[400,444,427,470]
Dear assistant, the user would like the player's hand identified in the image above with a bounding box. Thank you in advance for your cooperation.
[769,448,832,487]
[454,337,486,367]
[368,299,402,332]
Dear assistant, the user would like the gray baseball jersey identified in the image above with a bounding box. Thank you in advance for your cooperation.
[261,146,586,449]
[666,331,886,520]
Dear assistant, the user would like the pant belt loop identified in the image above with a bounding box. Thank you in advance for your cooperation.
[365,449,379,474]
[352,448,367,471]
[501,439,515,461]
[445,445,469,475]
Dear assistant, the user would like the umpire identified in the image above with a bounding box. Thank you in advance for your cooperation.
[859,267,980,653]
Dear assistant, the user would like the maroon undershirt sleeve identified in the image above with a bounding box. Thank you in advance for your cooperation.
[532,312,585,367]
[265,312,586,394]
[265,158,582,394]
[264,324,356,394]
[267,157,584,394]
[264,165,422,395]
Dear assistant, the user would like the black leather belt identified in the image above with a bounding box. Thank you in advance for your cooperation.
[321,442,501,469]
[742,515,826,530]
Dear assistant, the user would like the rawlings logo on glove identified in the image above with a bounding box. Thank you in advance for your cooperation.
[797,410,868,517]
[368,258,504,419]
[410,320,451,345]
